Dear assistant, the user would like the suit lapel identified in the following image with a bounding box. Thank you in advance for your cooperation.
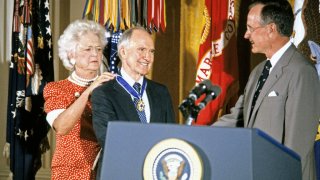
[245,64,264,126]
[146,80,159,123]
[248,45,295,127]
[113,81,141,122]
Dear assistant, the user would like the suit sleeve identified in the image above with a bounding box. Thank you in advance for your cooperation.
[213,94,244,127]
[91,86,117,148]
[285,64,320,170]
[163,86,176,123]
[213,63,261,127]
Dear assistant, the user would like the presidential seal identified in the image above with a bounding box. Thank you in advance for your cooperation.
[143,138,203,180]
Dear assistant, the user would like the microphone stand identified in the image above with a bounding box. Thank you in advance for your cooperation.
[180,91,218,125]
[179,79,221,125]
[179,99,201,126]
[184,105,201,125]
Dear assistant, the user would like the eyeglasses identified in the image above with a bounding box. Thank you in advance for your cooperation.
[77,45,103,55]
[246,25,265,33]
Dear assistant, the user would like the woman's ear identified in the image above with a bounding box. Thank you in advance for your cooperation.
[67,52,76,66]
[68,51,75,60]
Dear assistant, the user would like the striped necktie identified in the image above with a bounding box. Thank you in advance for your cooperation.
[133,82,147,123]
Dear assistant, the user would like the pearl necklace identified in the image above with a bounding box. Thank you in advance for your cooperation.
[68,71,98,87]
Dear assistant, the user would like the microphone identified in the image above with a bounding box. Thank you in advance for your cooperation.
[190,79,213,97]
[182,79,213,106]
[179,79,220,125]
[198,85,221,110]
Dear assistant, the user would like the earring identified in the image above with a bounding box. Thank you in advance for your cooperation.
[70,58,76,65]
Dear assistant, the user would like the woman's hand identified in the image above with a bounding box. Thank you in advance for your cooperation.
[87,72,115,95]
[52,72,115,135]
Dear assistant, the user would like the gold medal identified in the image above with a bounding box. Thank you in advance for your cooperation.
[136,99,145,111]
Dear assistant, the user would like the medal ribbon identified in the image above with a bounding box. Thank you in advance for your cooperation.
[116,75,148,123]
[116,75,147,99]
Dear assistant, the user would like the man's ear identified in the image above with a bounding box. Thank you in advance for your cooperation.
[268,23,276,33]
[119,47,126,58]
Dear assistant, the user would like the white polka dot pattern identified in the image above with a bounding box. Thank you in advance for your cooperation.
[44,79,100,180]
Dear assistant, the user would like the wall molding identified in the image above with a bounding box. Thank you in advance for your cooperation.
[0,168,11,180]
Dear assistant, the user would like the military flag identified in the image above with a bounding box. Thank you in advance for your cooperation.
[83,0,167,73]
[194,0,239,125]
[290,0,306,47]
[83,0,167,32]
[6,0,53,179]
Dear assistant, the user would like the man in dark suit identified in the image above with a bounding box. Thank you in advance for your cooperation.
[91,27,176,179]
[213,1,320,179]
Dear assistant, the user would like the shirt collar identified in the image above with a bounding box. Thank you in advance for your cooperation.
[269,41,292,69]
[120,68,144,86]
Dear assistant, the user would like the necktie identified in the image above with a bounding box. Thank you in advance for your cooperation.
[133,82,147,123]
[249,60,272,118]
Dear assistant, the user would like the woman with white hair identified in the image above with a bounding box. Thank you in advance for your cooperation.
[43,19,115,179]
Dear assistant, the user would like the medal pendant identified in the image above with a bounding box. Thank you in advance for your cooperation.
[136,99,145,111]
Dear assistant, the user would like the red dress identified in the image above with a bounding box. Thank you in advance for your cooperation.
[44,79,100,180]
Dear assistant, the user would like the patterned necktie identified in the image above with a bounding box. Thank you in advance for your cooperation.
[249,60,272,118]
[133,83,147,123]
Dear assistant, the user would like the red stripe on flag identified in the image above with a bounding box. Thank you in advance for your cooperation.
[26,39,34,75]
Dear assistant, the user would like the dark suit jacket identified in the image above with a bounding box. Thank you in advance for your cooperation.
[91,77,175,179]
[215,45,320,180]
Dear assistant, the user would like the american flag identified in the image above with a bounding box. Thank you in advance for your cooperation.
[26,26,34,77]
[6,0,53,179]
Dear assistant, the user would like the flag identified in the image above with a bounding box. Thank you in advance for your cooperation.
[290,0,306,47]
[6,0,53,179]
[194,0,239,125]
[82,0,167,75]
[82,0,166,32]
[83,0,166,73]
[106,31,122,74]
